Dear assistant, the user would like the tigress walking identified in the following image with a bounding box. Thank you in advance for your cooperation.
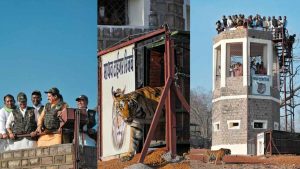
[206,148,231,165]
[112,86,163,162]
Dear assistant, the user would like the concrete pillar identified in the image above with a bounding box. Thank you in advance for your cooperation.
[267,41,273,86]
[243,38,248,86]
[221,41,226,87]
[213,47,217,90]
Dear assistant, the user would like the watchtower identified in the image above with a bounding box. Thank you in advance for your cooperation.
[211,28,280,155]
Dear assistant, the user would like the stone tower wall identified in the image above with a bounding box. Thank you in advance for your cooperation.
[212,29,280,154]
[98,0,187,51]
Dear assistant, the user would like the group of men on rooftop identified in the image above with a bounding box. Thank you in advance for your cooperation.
[0,87,98,152]
[216,14,288,34]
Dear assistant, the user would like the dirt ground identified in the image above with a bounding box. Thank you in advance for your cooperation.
[98,148,300,169]
[98,148,190,169]
[189,155,300,169]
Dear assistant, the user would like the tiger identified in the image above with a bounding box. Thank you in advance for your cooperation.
[206,148,231,165]
[111,86,163,162]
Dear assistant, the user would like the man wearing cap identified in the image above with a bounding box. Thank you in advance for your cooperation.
[6,92,38,150]
[76,95,98,147]
[31,90,44,119]
[36,87,68,147]
[0,94,16,152]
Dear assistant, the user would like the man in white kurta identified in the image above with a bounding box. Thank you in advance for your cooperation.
[0,94,16,152]
[6,92,38,150]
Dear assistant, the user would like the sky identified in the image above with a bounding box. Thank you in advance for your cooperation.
[190,0,300,131]
[0,0,97,108]
[191,0,300,90]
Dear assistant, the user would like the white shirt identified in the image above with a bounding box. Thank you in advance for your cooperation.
[33,104,43,119]
[278,19,283,28]
[227,19,233,28]
[6,107,38,130]
[32,104,42,111]
[0,107,11,134]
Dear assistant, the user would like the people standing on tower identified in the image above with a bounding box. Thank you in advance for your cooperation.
[75,95,98,147]
[252,17,257,29]
[286,34,296,57]
[271,16,278,38]
[216,20,223,34]
[0,95,16,152]
[283,16,288,29]
[277,16,283,28]
[227,15,233,29]
[256,15,263,30]
[237,14,244,27]
[247,15,253,28]
[232,15,237,27]
[262,16,268,31]
[222,15,227,29]
[282,16,288,38]
[267,16,272,31]
[277,16,284,38]
[271,16,278,28]
[6,92,38,150]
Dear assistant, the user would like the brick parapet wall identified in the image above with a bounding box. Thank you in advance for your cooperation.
[213,28,273,44]
[0,144,96,169]
[247,29,273,40]
[213,76,280,99]
[213,77,246,99]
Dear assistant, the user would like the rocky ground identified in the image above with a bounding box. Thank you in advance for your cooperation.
[98,148,300,169]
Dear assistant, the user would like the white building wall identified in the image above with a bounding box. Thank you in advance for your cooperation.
[128,0,148,26]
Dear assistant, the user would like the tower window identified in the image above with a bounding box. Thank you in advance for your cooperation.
[232,122,239,127]
[227,120,241,129]
[98,0,127,25]
[250,43,267,76]
[226,43,243,77]
[213,122,220,131]
[254,122,263,128]
[252,120,267,129]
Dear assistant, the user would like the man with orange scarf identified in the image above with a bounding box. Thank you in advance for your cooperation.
[35,87,68,147]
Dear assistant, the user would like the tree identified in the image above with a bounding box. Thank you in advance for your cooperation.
[190,87,212,148]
